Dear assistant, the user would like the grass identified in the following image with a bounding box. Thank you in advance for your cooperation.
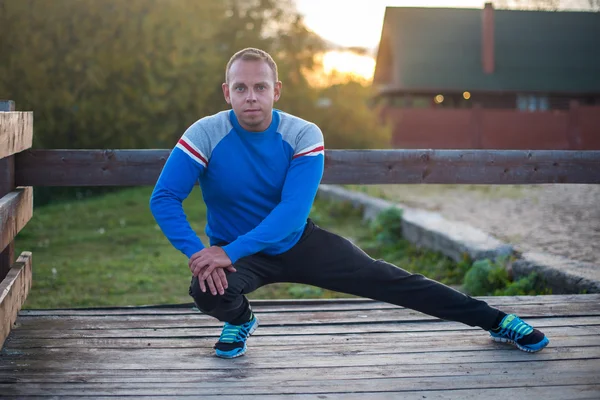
[359,207,471,287]
[16,187,368,308]
[15,186,549,309]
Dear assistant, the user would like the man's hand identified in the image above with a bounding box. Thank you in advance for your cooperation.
[189,247,236,295]
[202,268,231,296]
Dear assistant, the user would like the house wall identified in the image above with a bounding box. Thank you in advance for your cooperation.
[579,105,600,149]
[385,105,600,150]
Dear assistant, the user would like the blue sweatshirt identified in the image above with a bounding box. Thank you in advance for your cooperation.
[149,109,325,264]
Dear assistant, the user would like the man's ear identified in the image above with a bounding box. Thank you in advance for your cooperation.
[222,83,231,104]
[274,81,282,102]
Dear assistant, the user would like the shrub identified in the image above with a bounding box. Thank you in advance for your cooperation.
[463,258,510,296]
[463,257,551,296]
[369,207,404,246]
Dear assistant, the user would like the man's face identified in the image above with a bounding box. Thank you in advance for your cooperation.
[222,59,281,132]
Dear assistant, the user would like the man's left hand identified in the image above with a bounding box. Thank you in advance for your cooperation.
[189,246,235,281]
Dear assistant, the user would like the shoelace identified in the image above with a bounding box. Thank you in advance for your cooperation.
[219,322,251,343]
[498,316,533,342]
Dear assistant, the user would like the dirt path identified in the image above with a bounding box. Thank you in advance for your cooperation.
[360,184,600,265]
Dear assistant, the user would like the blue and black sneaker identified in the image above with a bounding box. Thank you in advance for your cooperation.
[214,314,259,359]
[489,314,549,353]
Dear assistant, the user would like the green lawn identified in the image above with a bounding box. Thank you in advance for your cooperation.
[16,187,368,308]
[15,186,540,309]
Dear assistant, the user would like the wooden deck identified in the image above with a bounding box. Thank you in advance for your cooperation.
[1,294,599,399]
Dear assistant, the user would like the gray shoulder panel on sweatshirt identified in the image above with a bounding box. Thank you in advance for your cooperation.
[277,111,325,156]
[177,110,232,167]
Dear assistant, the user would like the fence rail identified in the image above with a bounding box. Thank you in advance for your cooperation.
[14,149,600,186]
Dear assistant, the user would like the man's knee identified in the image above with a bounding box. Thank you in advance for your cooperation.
[189,276,220,312]
[188,276,246,321]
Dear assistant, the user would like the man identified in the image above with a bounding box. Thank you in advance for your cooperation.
[150,47,549,359]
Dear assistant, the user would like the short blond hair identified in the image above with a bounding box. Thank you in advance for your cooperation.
[225,48,278,83]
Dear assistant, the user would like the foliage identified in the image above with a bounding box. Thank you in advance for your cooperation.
[368,207,403,246]
[1,0,387,153]
[358,207,471,285]
[309,198,364,226]
[312,81,391,149]
[358,208,549,294]
[463,257,551,296]
[463,258,511,295]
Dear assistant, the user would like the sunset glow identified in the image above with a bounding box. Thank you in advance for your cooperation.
[322,50,376,81]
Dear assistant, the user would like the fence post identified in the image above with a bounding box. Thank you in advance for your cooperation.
[0,100,16,282]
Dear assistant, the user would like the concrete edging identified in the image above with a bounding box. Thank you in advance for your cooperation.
[317,184,600,294]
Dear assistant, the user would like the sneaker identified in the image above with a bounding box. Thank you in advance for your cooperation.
[489,314,549,353]
[214,315,259,359]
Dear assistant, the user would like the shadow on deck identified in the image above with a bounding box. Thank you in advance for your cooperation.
[1,294,599,399]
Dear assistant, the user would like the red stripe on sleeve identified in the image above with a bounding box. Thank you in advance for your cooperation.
[178,139,208,165]
[293,146,324,159]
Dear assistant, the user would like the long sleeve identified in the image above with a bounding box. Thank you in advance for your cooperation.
[149,146,206,258]
[222,126,325,263]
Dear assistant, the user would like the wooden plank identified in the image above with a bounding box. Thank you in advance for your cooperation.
[9,316,600,339]
[0,100,17,285]
[14,149,600,186]
[5,324,599,349]
[1,347,598,375]
[12,300,600,331]
[2,371,600,397]
[0,187,33,253]
[3,331,597,357]
[0,112,33,159]
[16,293,600,316]
[0,358,596,380]
[0,252,32,350]
[15,149,169,187]
[1,386,595,400]
[0,362,599,395]
[2,338,598,365]
[10,321,599,342]
[1,358,597,382]
[212,386,600,400]
[324,149,600,184]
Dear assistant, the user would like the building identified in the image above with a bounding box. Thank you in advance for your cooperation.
[373,3,600,149]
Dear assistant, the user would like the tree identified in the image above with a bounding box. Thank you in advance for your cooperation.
[0,0,229,149]
[1,0,390,165]
[312,81,391,149]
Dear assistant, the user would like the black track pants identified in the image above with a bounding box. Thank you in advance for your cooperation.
[189,219,500,330]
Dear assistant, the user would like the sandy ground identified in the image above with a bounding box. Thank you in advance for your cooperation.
[366,184,600,265]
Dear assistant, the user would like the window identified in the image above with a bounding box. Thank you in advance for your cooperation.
[517,94,550,112]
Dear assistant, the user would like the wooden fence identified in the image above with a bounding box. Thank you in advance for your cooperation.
[1,100,599,348]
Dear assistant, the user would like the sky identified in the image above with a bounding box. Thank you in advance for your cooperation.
[294,0,487,50]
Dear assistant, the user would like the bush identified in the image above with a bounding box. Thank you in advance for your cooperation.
[369,207,403,246]
[463,257,550,296]
[358,207,472,286]
[463,258,510,296]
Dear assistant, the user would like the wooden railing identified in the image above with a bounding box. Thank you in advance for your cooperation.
[0,100,33,347]
[1,100,599,348]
